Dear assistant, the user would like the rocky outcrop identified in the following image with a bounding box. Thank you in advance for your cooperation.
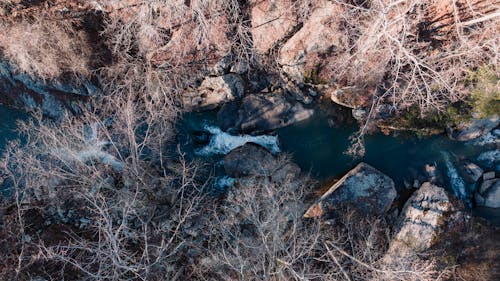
[328,86,372,109]
[251,0,297,54]
[477,149,500,169]
[218,91,314,134]
[475,178,500,208]
[105,0,230,67]
[459,161,484,184]
[278,1,346,81]
[183,74,245,111]
[304,163,396,218]
[0,60,99,118]
[385,183,464,260]
[224,143,300,182]
[448,116,500,141]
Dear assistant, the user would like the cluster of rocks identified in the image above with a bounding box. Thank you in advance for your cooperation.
[456,160,499,209]
[178,0,357,134]
[383,182,465,266]
[222,139,498,273]
[301,161,469,269]
[184,71,317,134]
[475,173,500,208]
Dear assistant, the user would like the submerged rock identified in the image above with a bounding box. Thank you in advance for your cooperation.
[448,116,500,141]
[458,161,484,184]
[183,74,244,111]
[475,178,500,208]
[304,163,396,218]
[224,143,300,182]
[477,149,500,169]
[385,183,464,260]
[424,163,444,185]
[191,130,211,145]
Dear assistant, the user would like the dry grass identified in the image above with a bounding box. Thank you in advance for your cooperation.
[0,17,92,80]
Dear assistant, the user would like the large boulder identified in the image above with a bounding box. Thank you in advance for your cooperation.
[385,183,464,259]
[475,178,500,208]
[304,163,397,218]
[448,116,500,141]
[224,143,300,182]
[328,86,372,109]
[278,1,346,81]
[225,92,314,134]
[224,143,276,178]
[251,0,297,54]
[183,74,245,111]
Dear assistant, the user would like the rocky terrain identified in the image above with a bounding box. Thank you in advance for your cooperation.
[0,0,499,280]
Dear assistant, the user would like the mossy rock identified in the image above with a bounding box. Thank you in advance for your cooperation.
[468,66,500,118]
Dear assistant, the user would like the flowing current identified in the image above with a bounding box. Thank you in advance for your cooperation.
[179,111,499,223]
[2,106,499,223]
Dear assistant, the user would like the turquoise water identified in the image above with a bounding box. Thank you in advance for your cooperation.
[2,106,498,223]
[179,111,499,224]
[276,114,479,183]
[180,111,484,186]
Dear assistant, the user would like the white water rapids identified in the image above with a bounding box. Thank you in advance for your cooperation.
[195,125,280,156]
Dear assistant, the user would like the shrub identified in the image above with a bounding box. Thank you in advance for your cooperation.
[468,66,500,118]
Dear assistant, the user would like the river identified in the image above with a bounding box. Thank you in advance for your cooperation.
[179,110,500,224]
[0,105,26,151]
[1,105,499,224]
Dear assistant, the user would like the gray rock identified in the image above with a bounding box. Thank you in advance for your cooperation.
[224,143,300,182]
[183,74,244,111]
[304,163,397,218]
[211,56,232,76]
[483,171,496,181]
[234,92,314,134]
[224,143,276,178]
[384,182,464,261]
[459,161,483,184]
[448,116,500,141]
[218,91,314,134]
[475,178,500,208]
[330,86,370,109]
